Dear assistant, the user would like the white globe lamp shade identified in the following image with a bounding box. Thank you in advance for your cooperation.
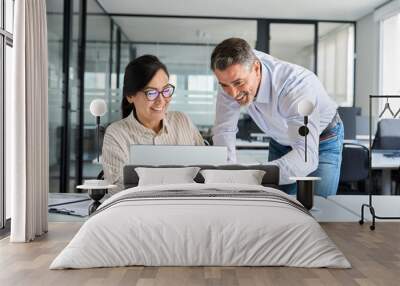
[90,99,107,117]
[298,100,314,116]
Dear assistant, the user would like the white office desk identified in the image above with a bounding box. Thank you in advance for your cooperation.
[236,139,269,149]
[343,139,369,148]
[236,150,269,165]
[236,138,368,149]
[372,152,400,195]
[372,152,400,168]
[236,139,269,164]
[235,139,399,194]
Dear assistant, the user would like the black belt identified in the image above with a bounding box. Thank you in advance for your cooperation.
[320,111,342,139]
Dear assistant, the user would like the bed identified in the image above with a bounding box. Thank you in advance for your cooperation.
[50,165,350,269]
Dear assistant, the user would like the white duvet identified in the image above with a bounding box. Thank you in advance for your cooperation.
[50,183,350,269]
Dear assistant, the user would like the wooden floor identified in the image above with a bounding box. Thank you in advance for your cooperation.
[1,222,400,286]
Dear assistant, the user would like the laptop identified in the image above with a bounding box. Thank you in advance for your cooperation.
[129,145,228,165]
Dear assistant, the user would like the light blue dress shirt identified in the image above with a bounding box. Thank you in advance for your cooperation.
[212,50,338,184]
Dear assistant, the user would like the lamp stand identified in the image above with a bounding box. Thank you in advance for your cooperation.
[88,188,107,215]
[96,116,100,163]
[298,116,309,162]
[296,180,314,210]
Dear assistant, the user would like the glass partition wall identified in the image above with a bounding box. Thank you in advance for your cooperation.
[47,4,64,193]
[82,14,112,181]
[46,1,356,194]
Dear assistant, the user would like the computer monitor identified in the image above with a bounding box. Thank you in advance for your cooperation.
[372,119,400,152]
[129,145,228,165]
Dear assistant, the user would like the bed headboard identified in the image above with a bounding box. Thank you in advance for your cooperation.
[123,164,280,189]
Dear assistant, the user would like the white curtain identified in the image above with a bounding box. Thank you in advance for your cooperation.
[9,0,49,242]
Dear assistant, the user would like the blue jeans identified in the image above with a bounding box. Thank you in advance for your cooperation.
[268,122,344,198]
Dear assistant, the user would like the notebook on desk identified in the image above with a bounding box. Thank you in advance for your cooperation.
[383,151,400,158]
[129,145,228,165]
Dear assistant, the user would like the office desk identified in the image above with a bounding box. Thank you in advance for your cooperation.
[235,139,400,194]
[237,139,368,149]
[236,139,269,164]
[236,139,269,149]
[372,152,400,195]
[343,139,369,148]
[236,149,269,164]
[237,138,368,148]
[329,195,400,221]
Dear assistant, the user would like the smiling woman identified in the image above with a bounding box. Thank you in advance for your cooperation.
[102,55,205,193]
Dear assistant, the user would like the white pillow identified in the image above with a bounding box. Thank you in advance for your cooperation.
[200,169,266,185]
[135,167,200,186]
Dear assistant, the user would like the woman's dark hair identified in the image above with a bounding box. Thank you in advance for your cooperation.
[122,55,169,118]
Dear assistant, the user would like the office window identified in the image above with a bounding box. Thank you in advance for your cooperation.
[269,23,315,71]
[179,75,216,126]
[169,74,177,87]
[318,23,355,106]
[380,12,400,117]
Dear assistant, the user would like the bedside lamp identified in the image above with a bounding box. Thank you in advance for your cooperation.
[89,99,107,162]
[297,100,314,162]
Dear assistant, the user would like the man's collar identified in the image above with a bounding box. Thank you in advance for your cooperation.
[254,57,270,104]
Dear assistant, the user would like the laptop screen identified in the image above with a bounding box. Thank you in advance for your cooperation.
[129,145,228,165]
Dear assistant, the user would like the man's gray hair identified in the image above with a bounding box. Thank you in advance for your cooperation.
[210,38,257,71]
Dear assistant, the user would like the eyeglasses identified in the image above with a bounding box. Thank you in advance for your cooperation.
[142,84,175,101]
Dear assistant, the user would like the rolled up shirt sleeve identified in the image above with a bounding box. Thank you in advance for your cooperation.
[272,80,320,185]
[212,90,241,162]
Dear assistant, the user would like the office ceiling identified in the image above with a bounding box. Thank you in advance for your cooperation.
[46,0,105,13]
[112,17,258,45]
[98,0,387,21]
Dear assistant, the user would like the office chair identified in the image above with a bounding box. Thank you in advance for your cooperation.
[237,114,263,140]
[337,107,361,140]
[339,143,369,194]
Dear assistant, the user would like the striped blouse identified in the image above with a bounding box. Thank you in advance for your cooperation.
[102,111,204,193]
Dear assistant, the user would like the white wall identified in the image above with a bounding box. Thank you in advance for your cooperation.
[355,13,380,116]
